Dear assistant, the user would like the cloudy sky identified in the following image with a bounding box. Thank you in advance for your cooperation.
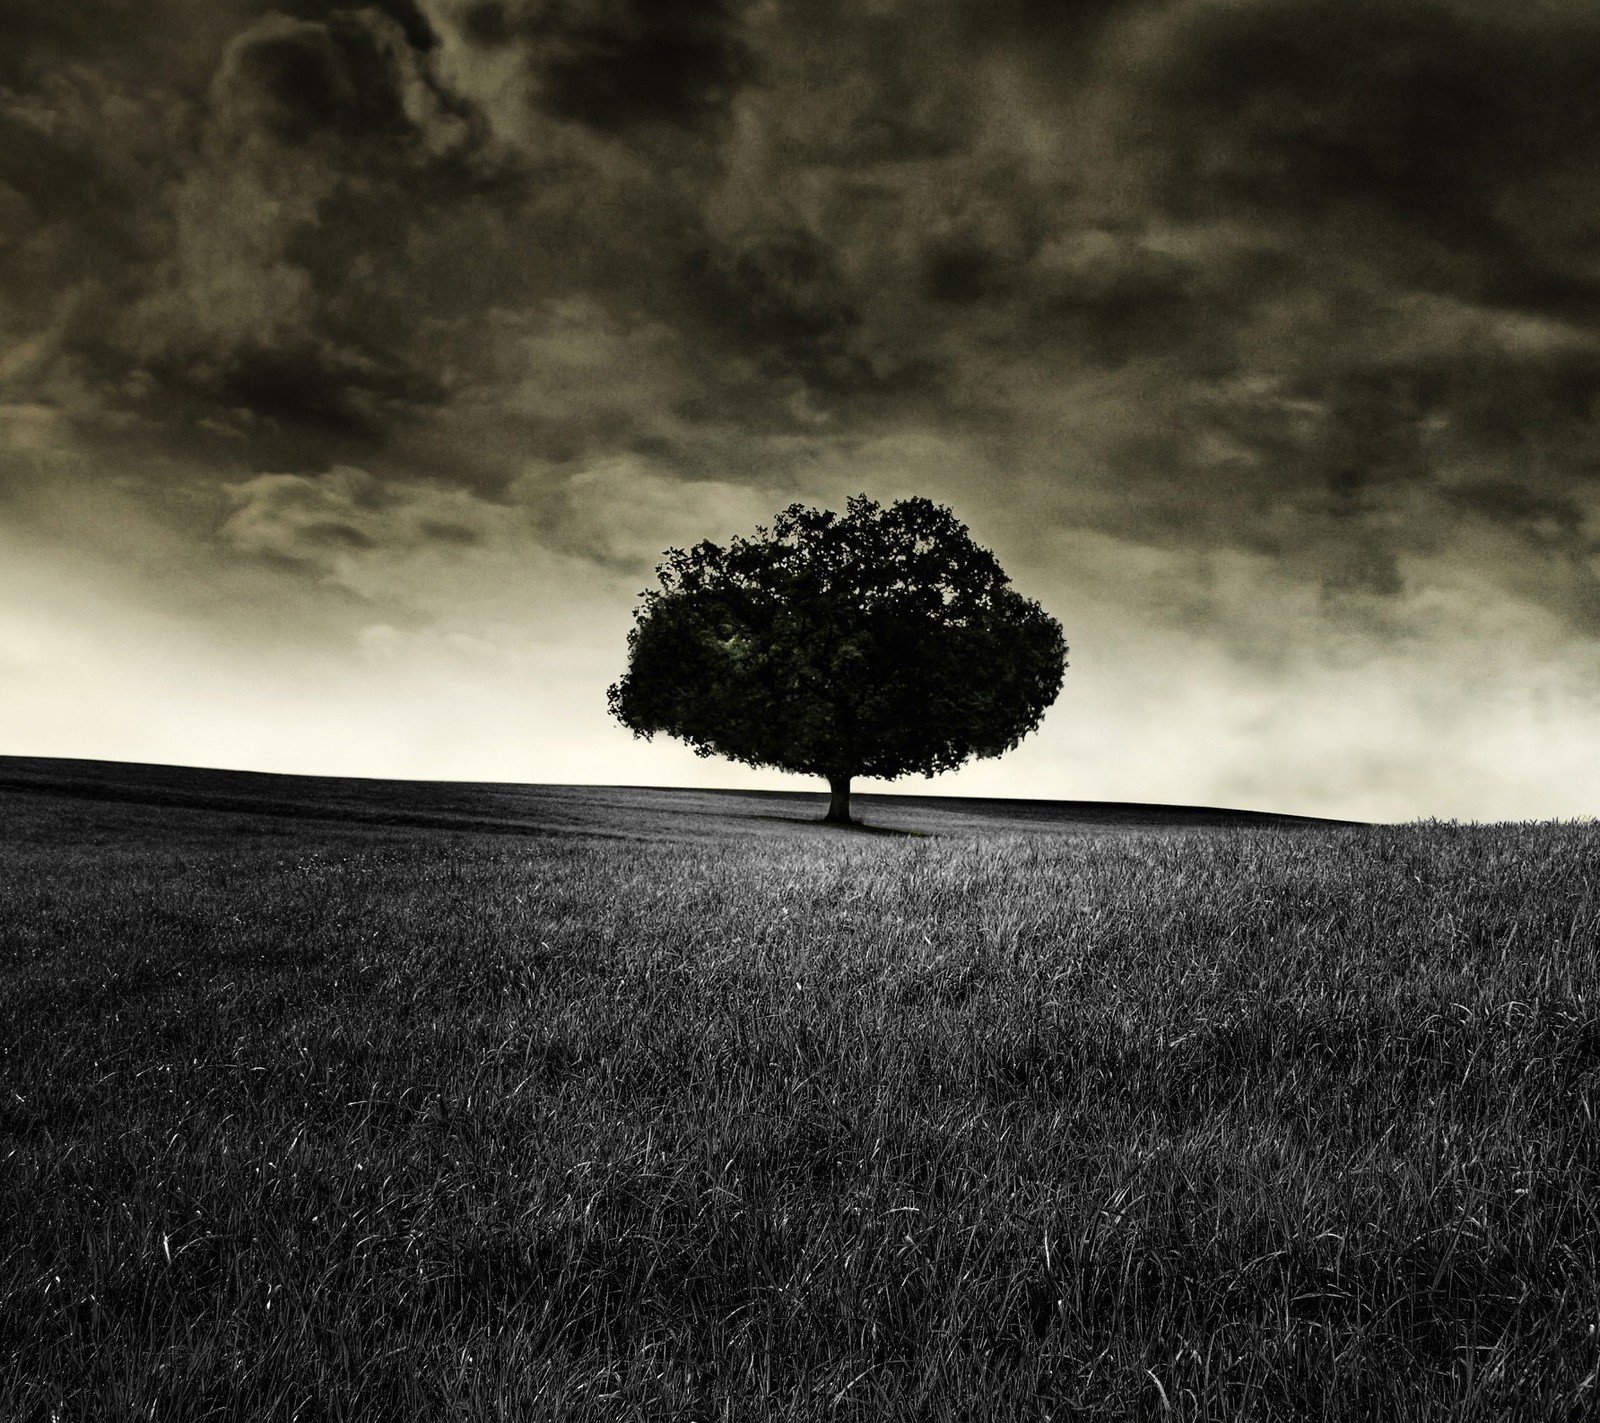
[5,0,1600,821]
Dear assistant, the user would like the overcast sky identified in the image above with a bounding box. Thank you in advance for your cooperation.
[5,0,1600,821]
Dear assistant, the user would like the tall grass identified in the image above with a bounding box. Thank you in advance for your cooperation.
[4,794,1600,1419]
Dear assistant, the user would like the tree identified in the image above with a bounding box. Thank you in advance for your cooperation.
[607,495,1067,824]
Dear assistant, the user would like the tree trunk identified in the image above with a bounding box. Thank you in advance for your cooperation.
[825,773,854,825]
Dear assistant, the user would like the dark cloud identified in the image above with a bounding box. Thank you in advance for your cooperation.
[458,0,755,134]
[540,2,753,134]
[1018,231,1204,368]
[461,3,517,47]
[8,0,1600,640]
[274,0,440,52]
[1447,481,1586,546]
[0,2,190,87]
[750,0,981,166]
[997,0,1138,39]
[0,3,499,492]
[1409,344,1600,454]
[1140,0,1600,304]
[687,228,876,393]
[0,102,137,253]
[173,342,445,441]
[213,10,477,164]
[228,18,409,146]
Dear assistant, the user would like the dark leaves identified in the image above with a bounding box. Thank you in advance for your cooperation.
[608,495,1067,782]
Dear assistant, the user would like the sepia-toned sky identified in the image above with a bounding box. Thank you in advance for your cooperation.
[6,0,1600,821]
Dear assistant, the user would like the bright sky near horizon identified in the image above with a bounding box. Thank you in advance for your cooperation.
[6,0,1600,822]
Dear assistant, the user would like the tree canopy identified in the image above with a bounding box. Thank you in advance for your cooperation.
[607,495,1067,822]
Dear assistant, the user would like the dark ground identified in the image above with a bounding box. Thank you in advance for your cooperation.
[0,755,1359,845]
[10,757,1600,1420]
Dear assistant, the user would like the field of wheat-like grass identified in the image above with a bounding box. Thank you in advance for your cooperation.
[4,776,1599,1419]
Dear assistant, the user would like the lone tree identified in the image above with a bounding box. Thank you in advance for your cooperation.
[607,495,1067,824]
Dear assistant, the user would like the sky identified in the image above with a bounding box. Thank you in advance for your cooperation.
[5,0,1600,822]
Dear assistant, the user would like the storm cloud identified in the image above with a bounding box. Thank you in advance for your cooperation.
[5,0,1600,816]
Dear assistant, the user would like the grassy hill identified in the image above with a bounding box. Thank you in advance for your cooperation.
[3,757,1596,1420]
[0,754,1355,844]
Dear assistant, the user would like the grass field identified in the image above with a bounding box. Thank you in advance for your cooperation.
[4,757,1599,1420]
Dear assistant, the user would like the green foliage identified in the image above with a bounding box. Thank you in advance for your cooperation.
[607,495,1066,782]
[5,783,1600,1419]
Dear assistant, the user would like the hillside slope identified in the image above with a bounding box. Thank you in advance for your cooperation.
[0,755,1359,845]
